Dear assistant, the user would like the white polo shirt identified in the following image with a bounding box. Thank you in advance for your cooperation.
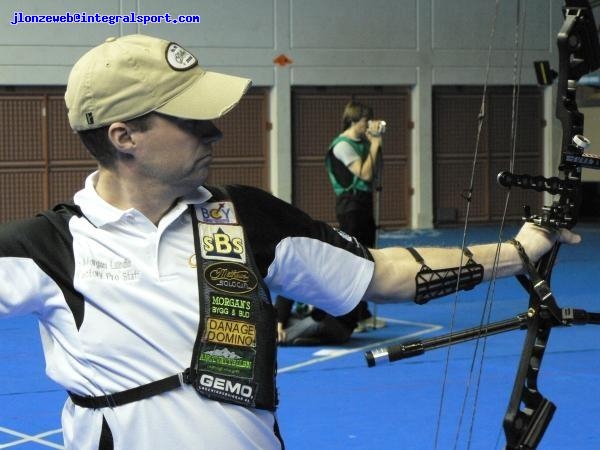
[0,172,374,449]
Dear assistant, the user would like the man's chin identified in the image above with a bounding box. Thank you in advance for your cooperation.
[172,173,209,195]
[189,171,210,189]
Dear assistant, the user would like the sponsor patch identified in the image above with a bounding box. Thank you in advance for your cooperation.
[203,317,256,348]
[195,373,256,406]
[204,262,258,294]
[197,201,237,224]
[209,292,253,320]
[200,224,246,263]
[165,42,197,70]
[198,344,255,378]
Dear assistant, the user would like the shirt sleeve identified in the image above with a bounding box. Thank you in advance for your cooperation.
[0,217,66,317]
[332,140,360,167]
[0,211,80,321]
[265,236,374,316]
[224,185,375,316]
[0,257,49,316]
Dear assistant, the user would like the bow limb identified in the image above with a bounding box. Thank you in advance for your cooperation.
[501,1,600,448]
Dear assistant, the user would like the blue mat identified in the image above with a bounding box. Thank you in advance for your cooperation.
[2,224,599,449]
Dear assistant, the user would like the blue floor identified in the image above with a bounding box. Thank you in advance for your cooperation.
[1,224,599,449]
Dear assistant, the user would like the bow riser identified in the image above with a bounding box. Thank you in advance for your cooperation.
[502,2,600,448]
[364,2,600,448]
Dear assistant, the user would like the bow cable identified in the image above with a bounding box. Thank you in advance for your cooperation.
[433,1,529,449]
[468,3,529,449]
[433,1,503,449]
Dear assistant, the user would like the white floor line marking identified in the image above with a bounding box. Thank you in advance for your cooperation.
[0,427,64,449]
[277,317,443,374]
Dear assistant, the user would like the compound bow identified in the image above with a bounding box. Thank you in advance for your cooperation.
[365,1,600,448]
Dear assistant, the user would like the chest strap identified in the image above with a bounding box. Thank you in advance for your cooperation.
[68,372,187,409]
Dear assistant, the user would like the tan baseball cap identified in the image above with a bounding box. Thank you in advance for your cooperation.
[65,34,251,131]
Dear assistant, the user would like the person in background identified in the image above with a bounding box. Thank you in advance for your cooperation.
[276,295,358,345]
[0,34,580,450]
[326,101,386,331]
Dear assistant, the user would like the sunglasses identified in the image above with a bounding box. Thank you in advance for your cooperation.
[156,113,223,144]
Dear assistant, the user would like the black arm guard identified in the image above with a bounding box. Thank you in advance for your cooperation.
[406,247,484,305]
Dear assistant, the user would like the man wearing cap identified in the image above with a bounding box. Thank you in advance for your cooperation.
[0,34,580,449]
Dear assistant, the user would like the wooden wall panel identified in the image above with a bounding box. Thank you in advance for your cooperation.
[433,86,543,225]
[0,87,268,221]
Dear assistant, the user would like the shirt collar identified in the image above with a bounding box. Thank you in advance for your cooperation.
[73,171,212,227]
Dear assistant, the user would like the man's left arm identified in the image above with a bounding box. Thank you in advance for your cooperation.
[364,222,581,303]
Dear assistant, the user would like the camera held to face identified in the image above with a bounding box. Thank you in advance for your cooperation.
[368,120,387,137]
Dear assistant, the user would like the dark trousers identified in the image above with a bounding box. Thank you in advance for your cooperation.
[336,193,376,321]
[280,315,353,345]
[337,208,376,248]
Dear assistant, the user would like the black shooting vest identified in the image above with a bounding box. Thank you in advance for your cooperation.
[187,186,279,410]
[57,187,279,411]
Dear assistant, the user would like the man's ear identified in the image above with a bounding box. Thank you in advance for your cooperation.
[108,122,137,156]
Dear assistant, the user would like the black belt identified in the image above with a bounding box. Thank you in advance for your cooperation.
[68,373,185,409]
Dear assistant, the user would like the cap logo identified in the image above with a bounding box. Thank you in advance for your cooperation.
[166,43,197,71]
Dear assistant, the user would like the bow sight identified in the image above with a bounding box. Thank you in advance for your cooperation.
[500,0,600,230]
[497,133,598,229]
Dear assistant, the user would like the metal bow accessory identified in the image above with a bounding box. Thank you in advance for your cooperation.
[499,2,600,448]
[365,1,600,448]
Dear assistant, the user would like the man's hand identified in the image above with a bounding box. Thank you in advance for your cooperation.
[514,221,581,264]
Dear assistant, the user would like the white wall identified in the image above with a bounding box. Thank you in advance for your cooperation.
[0,0,570,227]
